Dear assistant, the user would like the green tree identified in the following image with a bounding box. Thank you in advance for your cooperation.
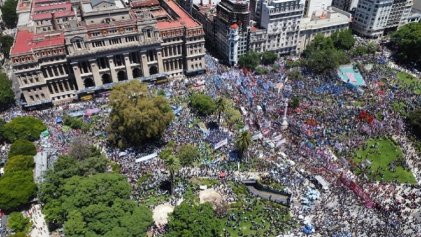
[0,170,37,211]
[7,212,31,233]
[290,97,300,110]
[68,135,98,160]
[0,72,15,111]
[255,66,269,75]
[304,48,349,73]
[8,139,36,158]
[391,22,421,68]
[238,52,260,70]
[177,144,200,167]
[0,35,15,58]
[0,118,5,141]
[225,107,242,129]
[63,210,86,237]
[407,110,421,138]
[190,93,217,116]
[236,131,252,162]
[331,30,355,50]
[2,116,46,142]
[159,146,180,194]
[303,34,335,57]
[261,51,278,65]
[63,115,85,130]
[287,69,303,80]
[215,97,227,123]
[1,0,18,28]
[166,202,222,237]
[108,80,174,148]
[4,155,34,173]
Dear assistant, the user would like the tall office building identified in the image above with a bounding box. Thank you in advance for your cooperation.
[11,0,206,108]
[352,0,413,37]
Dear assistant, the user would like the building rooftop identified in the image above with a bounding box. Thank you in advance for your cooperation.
[300,7,351,30]
[156,0,200,30]
[11,30,64,56]
[131,0,160,8]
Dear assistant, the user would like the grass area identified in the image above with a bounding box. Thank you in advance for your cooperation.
[396,71,421,95]
[392,101,407,115]
[353,138,416,184]
[138,189,171,208]
[224,196,294,236]
[190,177,220,187]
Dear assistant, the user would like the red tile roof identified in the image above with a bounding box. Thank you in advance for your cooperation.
[11,30,64,56]
[33,2,69,12]
[131,0,160,8]
[32,10,74,20]
[156,0,200,30]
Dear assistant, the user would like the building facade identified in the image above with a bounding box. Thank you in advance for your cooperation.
[352,0,413,37]
[11,0,206,107]
[297,6,352,52]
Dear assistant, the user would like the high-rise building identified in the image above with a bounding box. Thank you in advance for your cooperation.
[214,0,250,65]
[10,0,206,108]
[257,0,305,55]
[331,0,359,12]
[352,0,413,38]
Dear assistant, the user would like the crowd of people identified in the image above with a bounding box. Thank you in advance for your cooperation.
[0,47,420,236]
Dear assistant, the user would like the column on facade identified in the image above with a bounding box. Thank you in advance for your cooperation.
[107,56,119,83]
[89,59,102,87]
[140,52,149,77]
[71,62,84,90]
[157,50,164,73]
[124,53,133,80]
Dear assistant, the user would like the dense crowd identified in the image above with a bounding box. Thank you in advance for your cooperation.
[0,48,420,236]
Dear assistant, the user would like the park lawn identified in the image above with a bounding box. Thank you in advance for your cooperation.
[396,71,421,95]
[354,138,416,184]
[224,199,293,237]
[190,177,220,187]
[223,182,295,236]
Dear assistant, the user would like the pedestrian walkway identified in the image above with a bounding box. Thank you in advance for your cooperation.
[28,204,49,237]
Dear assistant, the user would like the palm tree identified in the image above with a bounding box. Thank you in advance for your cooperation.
[159,147,180,195]
[215,97,226,124]
[235,131,252,162]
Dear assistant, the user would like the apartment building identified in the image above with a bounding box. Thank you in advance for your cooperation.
[352,0,413,37]
[10,0,206,107]
[297,6,352,52]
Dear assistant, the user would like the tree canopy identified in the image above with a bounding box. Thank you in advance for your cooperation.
[39,145,153,236]
[190,93,217,116]
[0,137,37,211]
[261,51,278,65]
[407,109,421,138]
[4,155,34,173]
[166,202,222,237]
[177,144,200,167]
[238,52,260,70]
[8,139,36,158]
[0,35,14,58]
[236,131,252,161]
[0,170,37,211]
[7,212,31,233]
[390,22,421,69]
[2,116,46,142]
[0,71,15,111]
[108,80,174,148]
[302,34,350,73]
[1,0,18,28]
[331,30,355,50]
